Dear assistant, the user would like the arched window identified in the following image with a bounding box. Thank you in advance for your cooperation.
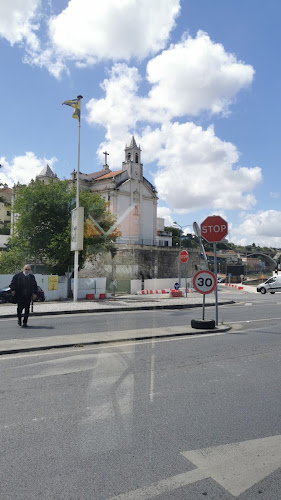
[127,152,131,161]
[135,153,138,163]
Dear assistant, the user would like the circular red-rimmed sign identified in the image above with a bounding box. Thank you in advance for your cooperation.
[193,270,216,294]
[180,250,189,263]
[200,215,228,243]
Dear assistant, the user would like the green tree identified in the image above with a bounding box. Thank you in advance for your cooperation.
[0,179,118,274]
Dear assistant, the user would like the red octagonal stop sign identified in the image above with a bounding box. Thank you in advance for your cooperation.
[179,250,189,263]
[200,215,228,243]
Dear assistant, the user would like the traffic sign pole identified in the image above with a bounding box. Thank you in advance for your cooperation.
[214,242,218,325]
[179,250,189,297]
[193,270,216,322]
[200,215,228,325]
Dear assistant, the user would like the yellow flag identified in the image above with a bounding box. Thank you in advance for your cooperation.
[62,98,81,121]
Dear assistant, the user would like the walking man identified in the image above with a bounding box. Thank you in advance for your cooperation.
[10,265,38,327]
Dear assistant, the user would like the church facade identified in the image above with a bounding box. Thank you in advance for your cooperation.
[70,136,164,246]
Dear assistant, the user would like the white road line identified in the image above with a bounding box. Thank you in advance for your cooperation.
[230,316,281,324]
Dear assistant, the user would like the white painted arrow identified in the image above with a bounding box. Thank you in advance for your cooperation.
[110,435,281,499]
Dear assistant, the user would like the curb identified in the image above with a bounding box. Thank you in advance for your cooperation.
[0,324,232,356]
[0,300,235,319]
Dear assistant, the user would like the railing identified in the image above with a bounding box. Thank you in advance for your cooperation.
[116,237,170,246]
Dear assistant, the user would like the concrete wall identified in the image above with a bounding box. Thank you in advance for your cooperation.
[0,274,68,301]
[36,275,68,301]
[71,277,107,299]
[131,279,141,294]
[132,278,193,294]
[0,274,108,300]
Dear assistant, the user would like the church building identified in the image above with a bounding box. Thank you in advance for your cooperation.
[36,137,172,247]
[70,136,160,245]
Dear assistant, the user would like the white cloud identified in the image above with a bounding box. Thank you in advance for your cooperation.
[48,0,180,63]
[145,122,261,213]
[0,0,40,49]
[146,30,255,117]
[231,211,281,247]
[157,206,173,227]
[86,30,255,136]
[1,0,180,77]
[0,153,57,187]
[85,51,259,216]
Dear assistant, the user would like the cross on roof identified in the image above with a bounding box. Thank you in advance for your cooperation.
[103,151,109,165]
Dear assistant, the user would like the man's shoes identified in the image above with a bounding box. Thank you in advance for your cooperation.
[17,320,21,326]
[22,323,28,328]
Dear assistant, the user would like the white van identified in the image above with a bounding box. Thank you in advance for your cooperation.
[257,275,281,294]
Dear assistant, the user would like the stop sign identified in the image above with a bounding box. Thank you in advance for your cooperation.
[179,250,189,263]
[200,215,228,243]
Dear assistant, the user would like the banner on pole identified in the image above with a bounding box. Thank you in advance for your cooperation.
[71,207,84,251]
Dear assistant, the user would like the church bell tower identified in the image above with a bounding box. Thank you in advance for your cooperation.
[122,136,143,180]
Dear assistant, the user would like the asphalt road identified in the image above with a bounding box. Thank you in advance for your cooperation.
[1,310,281,499]
[1,289,281,341]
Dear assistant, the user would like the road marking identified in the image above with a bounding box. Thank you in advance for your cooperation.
[110,435,281,499]
[230,316,281,325]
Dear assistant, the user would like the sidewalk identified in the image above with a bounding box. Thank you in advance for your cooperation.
[0,291,235,317]
[1,282,257,318]
[0,285,256,355]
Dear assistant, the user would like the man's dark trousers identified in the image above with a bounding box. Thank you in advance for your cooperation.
[17,298,32,325]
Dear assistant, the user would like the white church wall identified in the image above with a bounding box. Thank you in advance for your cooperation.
[142,198,156,242]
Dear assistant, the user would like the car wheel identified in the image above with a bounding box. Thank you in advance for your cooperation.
[260,287,266,294]
[191,319,216,330]
[270,292,275,294]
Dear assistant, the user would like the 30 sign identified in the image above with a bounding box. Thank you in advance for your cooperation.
[193,270,216,295]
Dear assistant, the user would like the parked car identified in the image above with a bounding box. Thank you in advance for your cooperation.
[217,277,226,283]
[257,275,281,294]
[0,285,45,303]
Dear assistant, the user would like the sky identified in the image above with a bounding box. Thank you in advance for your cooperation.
[0,0,281,247]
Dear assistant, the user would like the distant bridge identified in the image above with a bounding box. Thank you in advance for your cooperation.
[246,253,277,269]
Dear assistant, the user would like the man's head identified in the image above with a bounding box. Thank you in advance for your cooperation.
[23,265,32,275]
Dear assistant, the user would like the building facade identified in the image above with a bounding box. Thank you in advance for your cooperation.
[70,136,166,245]
[0,187,12,249]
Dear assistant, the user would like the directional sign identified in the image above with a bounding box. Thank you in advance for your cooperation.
[200,215,228,243]
[112,434,281,499]
[193,270,216,294]
[179,250,189,263]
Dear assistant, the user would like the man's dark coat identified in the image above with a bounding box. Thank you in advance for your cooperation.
[10,272,38,302]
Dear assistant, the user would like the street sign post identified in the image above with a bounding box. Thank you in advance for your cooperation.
[193,270,216,322]
[179,250,189,296]
[193,221,208,269]
[200,215,228,325]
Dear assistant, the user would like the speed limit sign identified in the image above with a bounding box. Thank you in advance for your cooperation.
[193,270,216,294]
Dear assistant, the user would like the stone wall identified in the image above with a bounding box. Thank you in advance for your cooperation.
[79,244,200,281]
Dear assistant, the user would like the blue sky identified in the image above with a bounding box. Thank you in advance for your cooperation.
[1,0,281,247]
